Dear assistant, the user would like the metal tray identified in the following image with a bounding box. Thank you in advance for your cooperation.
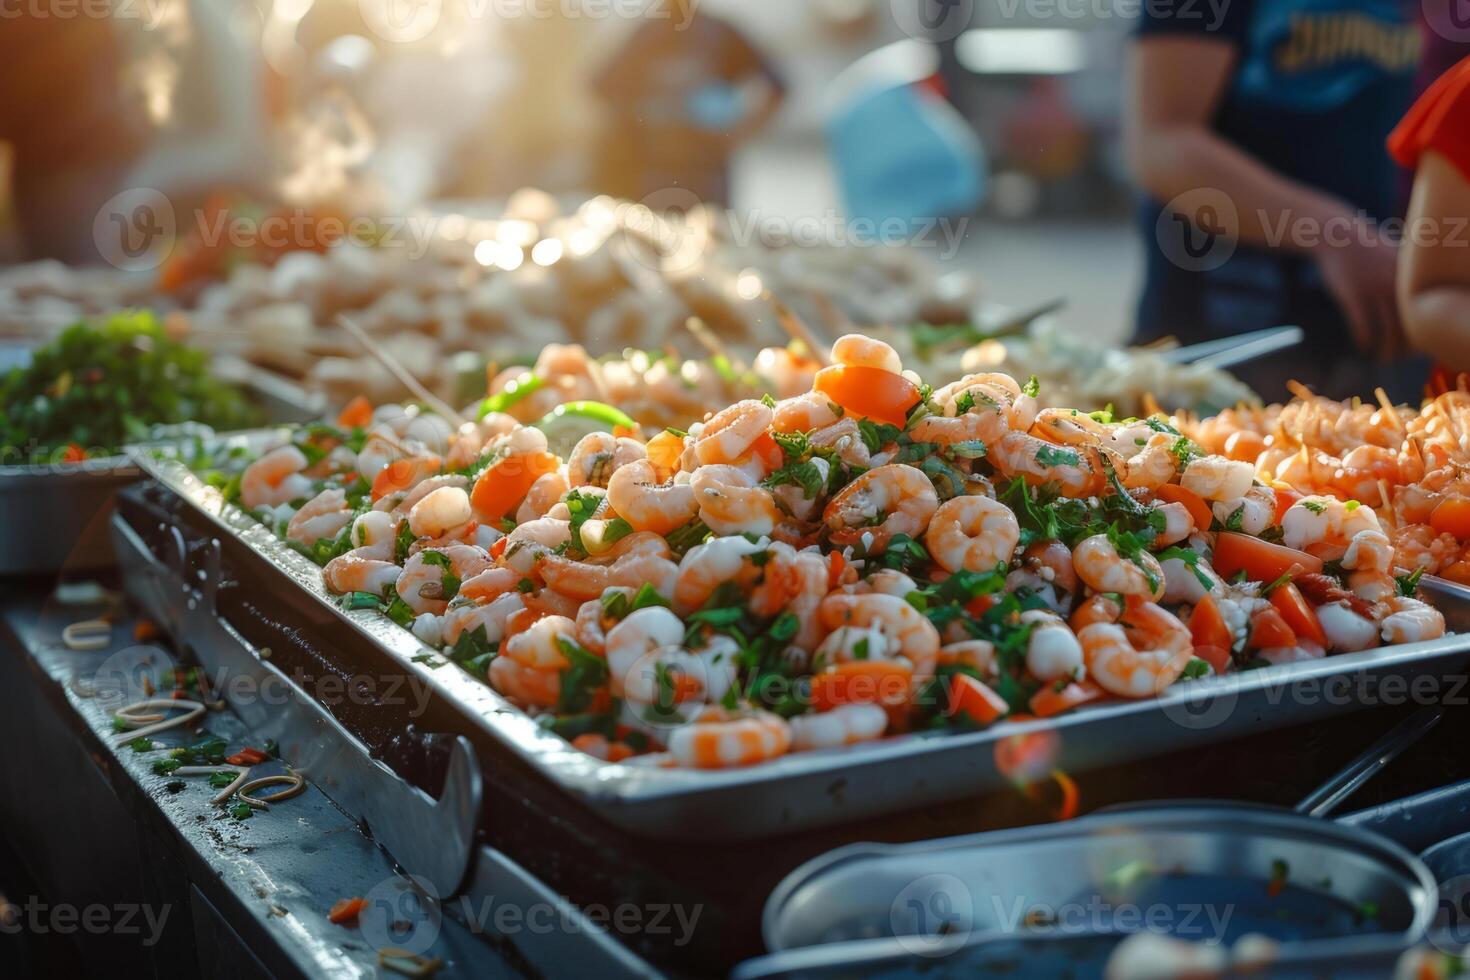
[132,433,1470,841]
[0,351,322,575]
[738,805,1437,978]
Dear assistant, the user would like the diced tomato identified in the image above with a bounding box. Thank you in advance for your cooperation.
[328,897,368,925]
[1269,582,1327,647]
[827,551,847,590]
[1193,644,1233,675]
[966,594,999,617]
[746,431,785,472]
[133,620,160,642]
[1153,484,1213,533]
[1188,594,1233,651]
[809,661,913,718]
[61,442,88,464]
[226,747,271,766]
[1248,607,1297,649]
[1272,488,1303,525]
[812,365,921,428]
[645,429,685,478]
[947,674,1010,727]
[336,395,374,429]
[470,451,560,522]
[1213,532,1323,583]
[1222,430,1266,463]
[506,607,545,636]
[489,536,509,560]
[370,455,442,501]
[1431,498,1470,540]
[1029,680,1104,718]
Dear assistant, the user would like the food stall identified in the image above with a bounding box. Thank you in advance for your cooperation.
[5,8,1470,979]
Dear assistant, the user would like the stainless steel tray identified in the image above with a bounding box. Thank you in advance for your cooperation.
[0,350,323,575]
[739,805,1437,977]
[133,433,1470,841]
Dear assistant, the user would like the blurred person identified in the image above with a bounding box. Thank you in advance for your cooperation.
[0,16,148,263]
[593,0,785,205]
[1389,56,1470,376]
[1124,1,1426,400]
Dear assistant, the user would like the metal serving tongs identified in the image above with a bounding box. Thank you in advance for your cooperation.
[1158,324,1306,369]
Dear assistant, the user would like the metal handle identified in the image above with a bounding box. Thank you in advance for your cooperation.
[1294,705,1443,819]
[1160,325,1305,367]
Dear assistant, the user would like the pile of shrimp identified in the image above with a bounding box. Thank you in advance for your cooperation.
[218,335,1448,770]
[1182,386,1470,584]
[483,342,820,433]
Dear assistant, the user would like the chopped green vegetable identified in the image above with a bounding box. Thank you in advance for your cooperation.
[478,371,543,418]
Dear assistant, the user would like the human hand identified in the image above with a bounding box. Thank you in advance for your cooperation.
[1314,225,1405,362]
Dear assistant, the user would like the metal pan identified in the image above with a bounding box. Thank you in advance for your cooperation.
[750,713,1442,969]
[0,355,322,576]
[130,435,1470,841]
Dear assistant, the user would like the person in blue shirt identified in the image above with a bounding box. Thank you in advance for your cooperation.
[1125,1,1425,400]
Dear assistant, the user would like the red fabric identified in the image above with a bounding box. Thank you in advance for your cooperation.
[1389,56,1470,183]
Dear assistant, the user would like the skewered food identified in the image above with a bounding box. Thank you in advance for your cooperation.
[1182,386,1470,586]
[194,334,1446,769]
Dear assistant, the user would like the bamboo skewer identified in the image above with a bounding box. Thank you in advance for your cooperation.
[764,290,831,366]
[336,314,469,429]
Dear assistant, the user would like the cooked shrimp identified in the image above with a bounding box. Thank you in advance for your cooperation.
[938,640,996,675]
[1281,496,1382,556]
[1119,433,1179,491]
[809,418,872,469]
[489,615,578,708]
[397,545,492,615]
[990,431,1103,497]
[925,496,1020,574]
[789,703,889,751]
[287,488,353,546]
[459,566,523,602]
[620,635,740,712]
[516,469,570,524]
[349,510,399,559]
[690,464,783,537]
[503,518,572,574]
[407,486,472,540]
[1030,408,1111,447]
[1316,602,1379,652]
[824,464,939,550]
[393,474,470,515]
[1078,600,1192,697]
[1376,596,1446,644]
[574,593,625,656]
[813,626,893,670]
[1179,457,1255,502]
[1210,484,1275,537]
[540,549,679,602]
[861,569,922,597]
[322,552,401,596]
[441,593,523,646]
[818,592,941,679]
[668,707,792,768]
[241,445,313,509]
[1343,529,1397,601]
[1022,609,1084,682]
[1072,533,1165,599]
[566,432,645,488]
[1160,551,1223,604]
[771,392,841,433]
[1152,501,1196,547]
[695,400,773,465]
[607,459,699,536]
[832,333,903,374]
[674,535,772,613]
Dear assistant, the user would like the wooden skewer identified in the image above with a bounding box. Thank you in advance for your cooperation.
[336,314,469,429]
[764,290,831,366]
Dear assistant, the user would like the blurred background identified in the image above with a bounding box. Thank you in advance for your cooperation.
[0,0,1140,344]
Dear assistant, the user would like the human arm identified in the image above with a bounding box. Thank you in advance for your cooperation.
[1399,151,1470,373]
[1124,37,1403,359]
